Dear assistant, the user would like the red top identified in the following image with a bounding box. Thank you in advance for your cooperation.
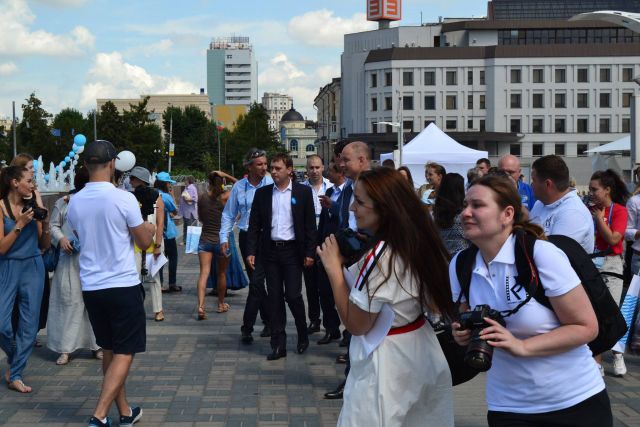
[595,203,628,255]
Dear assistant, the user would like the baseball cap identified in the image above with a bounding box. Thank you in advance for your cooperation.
[130,166,151,185]
[156,171,176,184]
[84,140,119,164]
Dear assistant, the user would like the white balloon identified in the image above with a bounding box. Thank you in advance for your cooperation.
[115,150,136,171]
[74,154,79,160]
[76,145,85,154]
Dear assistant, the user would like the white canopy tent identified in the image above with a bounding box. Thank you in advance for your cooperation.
[585,135,630,154]
[380,123,488,187]
[586,135,630,180]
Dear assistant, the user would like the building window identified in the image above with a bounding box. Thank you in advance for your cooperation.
[371,73,377,88]
[577,68,588,83]
[510,144,521,156]
[479,70,485,85]
[424,95,436,110]
[403,120,413,132]
[623,92,633,108]
[424,119,436,128]
[623,118,631,133]
[446,71,457,85]
[468,70,473,85]
[510,93,522,108]
[599,118,611,133]
[555,143,565,155]
[371,97,377,111]
[533,93,544,108]
[385,96,392,110]
[480,95,486,109]
[555,68,566,83]
[468,119,474,129]
[533,68,544,83]
[510,118,521,133]
[385,71,392,86]
[623,67,634,82]
[480,119,486,131]
[599,93,611,108]
[577,143,589,156]
[554,118,566,133]
[467,94,473,109]
[532,144,543,156]
[289,139,298,152]
[403,95,414,110]
[306,144,315,152]
[532,118,544,133]
[511,69,521,83]
[600,68,611,82]
[445,119,457,130]
[403,71,414,86]
[577,93,589,108]
[372,121,378,134]
[446,95,457,110]
[577,118,588,133]
[425,71,435,85]
[555,93,566,108]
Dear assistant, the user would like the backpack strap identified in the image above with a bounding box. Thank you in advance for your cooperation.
[454,245,479,305]
[510,230,552,316]
[3,197,15,221]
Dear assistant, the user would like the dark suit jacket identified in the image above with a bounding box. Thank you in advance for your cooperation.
[317,184,352,246]
[331,182,353,230]
[246,181,317,261]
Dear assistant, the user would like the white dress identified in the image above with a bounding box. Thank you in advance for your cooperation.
[338,244,453,427]
[46,196,98,353]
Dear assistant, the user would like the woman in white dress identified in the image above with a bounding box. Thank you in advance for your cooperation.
[317,167,455,427]
[46,167,101,365]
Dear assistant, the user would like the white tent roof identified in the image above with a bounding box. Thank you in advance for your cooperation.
[586,135,630,154]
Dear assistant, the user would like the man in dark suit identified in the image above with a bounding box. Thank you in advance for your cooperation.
[246,153,317,360]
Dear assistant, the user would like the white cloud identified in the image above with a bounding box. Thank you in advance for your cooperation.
[0,62,18,76]
[33,0,89,7]
[0,0,94,56]
[288,10,376,48]
[80,52,199,107]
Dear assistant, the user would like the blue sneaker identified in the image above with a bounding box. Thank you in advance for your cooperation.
[119,406,142,427]
[88,416,112,427]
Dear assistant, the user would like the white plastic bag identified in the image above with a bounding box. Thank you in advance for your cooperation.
[185,225,202,254]
[614,274,640,353]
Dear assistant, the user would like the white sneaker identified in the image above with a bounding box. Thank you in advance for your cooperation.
[613,354,627,377]
[597,363,605,377]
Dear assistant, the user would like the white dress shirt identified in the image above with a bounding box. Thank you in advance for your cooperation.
[302,177,330,218]
[271,180,295,241]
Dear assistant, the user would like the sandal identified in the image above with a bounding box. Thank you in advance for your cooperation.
[197,306,207,320]
[162,285,182,293]
[217,303,230,313]
[93,349,104,360]
[154,311,165,322]
[8,379,32,393]
[56,353,70,365]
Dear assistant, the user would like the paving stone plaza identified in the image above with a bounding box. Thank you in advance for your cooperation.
[1,247,639,426]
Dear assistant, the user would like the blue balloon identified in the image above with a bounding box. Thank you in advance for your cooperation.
[64,156,70,163]
[44,174,49,183]
[72,144,78,151]
[69,151,75,158]
[74,134,87,146]
[58,163,64,169]
[33,159,38,169]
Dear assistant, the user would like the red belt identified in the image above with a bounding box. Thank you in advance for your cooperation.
[387,316,426,336]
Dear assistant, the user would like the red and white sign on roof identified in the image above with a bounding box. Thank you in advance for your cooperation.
[367,0,402,21]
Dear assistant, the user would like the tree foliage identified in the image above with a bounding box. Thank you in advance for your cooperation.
[17,93,57,163]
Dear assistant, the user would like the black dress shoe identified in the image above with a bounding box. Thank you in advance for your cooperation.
[297,339,309,354]
[266,348,287,360]
[335,353,348,364]
[307,320,321,334]
[324,381,345,399]
[317,331,341,345]
[260,325,271,338]
[338,335,350,347]
[241,329,253,344]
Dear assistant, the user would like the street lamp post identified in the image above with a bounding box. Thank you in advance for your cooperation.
[376,121,403,166]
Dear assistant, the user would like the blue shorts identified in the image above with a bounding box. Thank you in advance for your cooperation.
[198,241,224,256]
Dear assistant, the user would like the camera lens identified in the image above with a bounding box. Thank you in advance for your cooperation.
[464,330,494,372]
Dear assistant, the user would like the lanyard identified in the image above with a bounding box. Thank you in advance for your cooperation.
[355,241,387,291]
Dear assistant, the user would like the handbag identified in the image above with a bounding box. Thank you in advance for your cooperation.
[181,189,193,204]
[42,244,60,272]
[185,224,202,254]
[435,324,480,386]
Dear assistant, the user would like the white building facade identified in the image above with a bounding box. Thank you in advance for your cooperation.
[262,92,293,132]
[206,37,258,107]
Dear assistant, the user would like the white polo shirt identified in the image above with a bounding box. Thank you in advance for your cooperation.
[67,182,144,291]
[449,235,604,414]
[529,190,594,254]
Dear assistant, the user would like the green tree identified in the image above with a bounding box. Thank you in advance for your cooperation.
[96,101,123,148]
[0,124,12,163]
[17,93,56,163]
[51,108,90,163]
[121,97,162,170]
[162,105,210,171]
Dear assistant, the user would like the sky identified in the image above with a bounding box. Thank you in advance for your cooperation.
[0,0,488,121]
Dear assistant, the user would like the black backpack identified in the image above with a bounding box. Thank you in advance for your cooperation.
[455,231,628,356]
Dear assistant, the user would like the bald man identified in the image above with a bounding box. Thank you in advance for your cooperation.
[498,154,537,210]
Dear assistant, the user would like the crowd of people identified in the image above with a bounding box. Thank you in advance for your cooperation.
[0,137,636,426]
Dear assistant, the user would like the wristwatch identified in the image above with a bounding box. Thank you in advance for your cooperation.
[14,226,22,234]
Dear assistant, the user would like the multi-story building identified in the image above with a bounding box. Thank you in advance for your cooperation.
[262,92,293,132]
[279,107,318,169]
[206,37,258,107]
[313,78,341,164]
[337,0,640,183]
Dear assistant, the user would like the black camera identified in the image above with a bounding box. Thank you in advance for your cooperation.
[334,228,372,265]
[133,186,159,218]
[22,197,48,221]
[458,304,506,372]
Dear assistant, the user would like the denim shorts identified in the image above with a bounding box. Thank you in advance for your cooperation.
[198,241,224,256]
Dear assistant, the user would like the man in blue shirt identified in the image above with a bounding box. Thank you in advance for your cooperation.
[220,148,273,344]
[499,154,537,210]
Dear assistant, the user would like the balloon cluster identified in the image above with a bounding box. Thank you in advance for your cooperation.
[33,134,88,174]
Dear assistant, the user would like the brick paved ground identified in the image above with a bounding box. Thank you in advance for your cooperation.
[1,246,639,426]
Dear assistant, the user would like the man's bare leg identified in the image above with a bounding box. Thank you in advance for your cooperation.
[93,350,134,419]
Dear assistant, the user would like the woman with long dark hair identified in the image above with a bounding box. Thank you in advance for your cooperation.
[0,166,50,393]
[433,173,469,254]
[589,169,630,377]
[318,167,454,426]
[396,166,415,190]
[154,172,180,293]
[451,175,610,426]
